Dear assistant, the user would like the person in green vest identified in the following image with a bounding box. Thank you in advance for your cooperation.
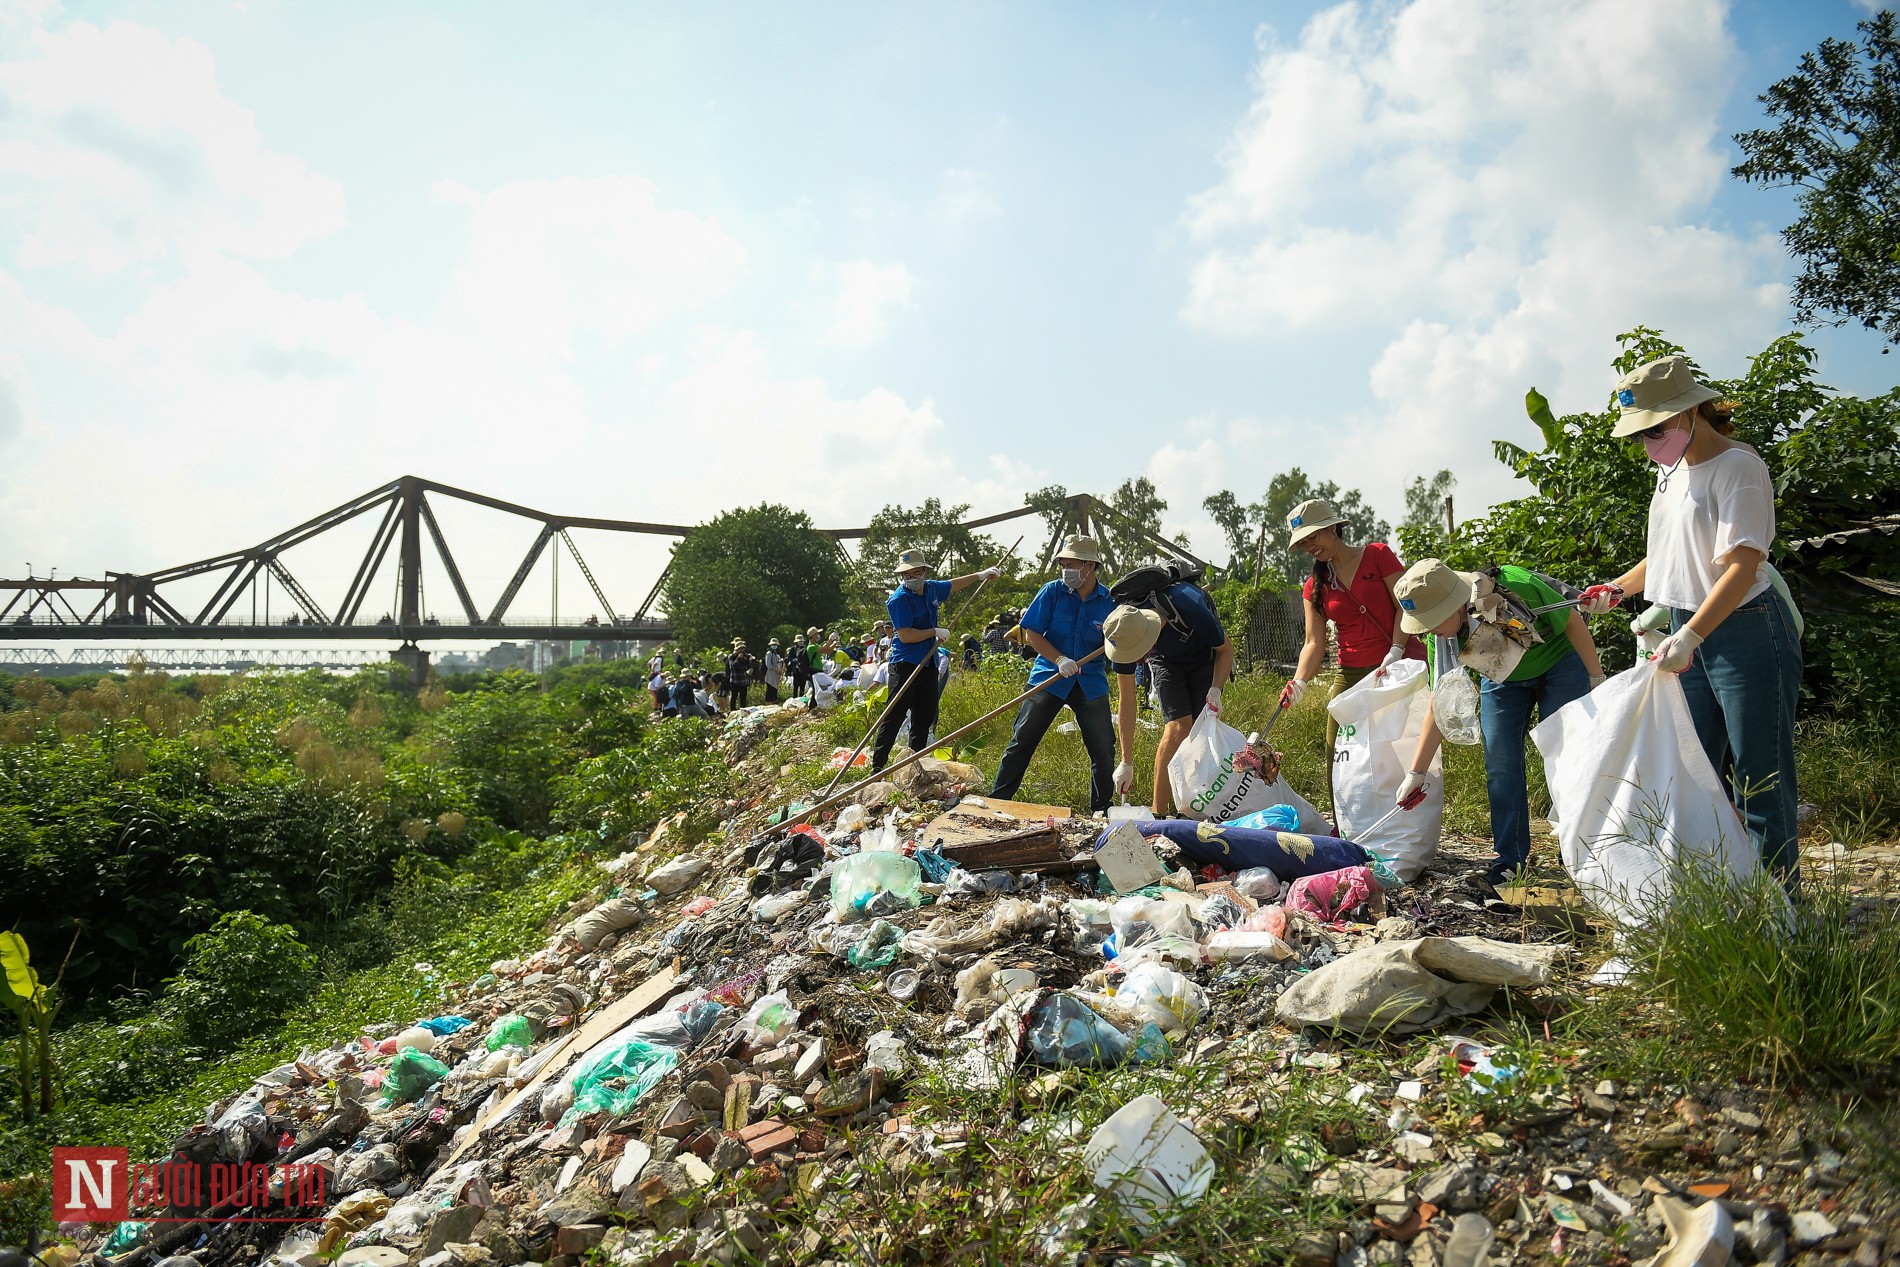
[1392,558,1606,890]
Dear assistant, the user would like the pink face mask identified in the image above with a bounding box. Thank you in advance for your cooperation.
[1643,418,1694,467]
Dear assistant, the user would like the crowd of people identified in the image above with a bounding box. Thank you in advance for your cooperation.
[639,355,1803,890]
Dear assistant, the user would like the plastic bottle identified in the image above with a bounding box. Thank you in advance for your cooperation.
[1443,1213,1496,1267]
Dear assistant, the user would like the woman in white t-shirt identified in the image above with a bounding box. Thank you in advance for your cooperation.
[1578,356,1803,881]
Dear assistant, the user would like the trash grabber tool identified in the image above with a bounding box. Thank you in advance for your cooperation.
[789,647,1107,827]
[1349,783,1428,841]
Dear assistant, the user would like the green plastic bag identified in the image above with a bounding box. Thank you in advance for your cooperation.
[845,919,903,970]
[486,1014,534,1051]
[101,1221,152,1257]
[562,1039,681,1124]
[381,1047,451,1105]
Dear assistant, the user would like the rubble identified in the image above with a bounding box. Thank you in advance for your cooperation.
[59,701,1898,1267]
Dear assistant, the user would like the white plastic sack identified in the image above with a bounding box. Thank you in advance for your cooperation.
[1328,660,1444,882]
[1167,708,1327,832]
[1531,660,1759,928]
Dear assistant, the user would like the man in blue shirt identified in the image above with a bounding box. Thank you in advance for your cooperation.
[1106,578,1234,816]
[990,536,1120,812]
[872,547,1000,772]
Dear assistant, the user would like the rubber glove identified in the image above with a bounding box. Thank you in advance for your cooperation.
[1056,656,1080,678]
[1652,626,1702,673]
[1376,645,1406,677]
[1113,762,1135,794]
[980,566,1002,580]
[934,627,953,642]
[1279,678,1308,709]
[1579,583,1624,615]
[1205,686,1222,713]
[1396,770,1432,804]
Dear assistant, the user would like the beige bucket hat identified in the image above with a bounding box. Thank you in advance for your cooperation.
[1057,535,1103,564]
[1393,558,1479,635]
[1611,355,1721,437]
[1103,604,1163,664]
[1286,498,1347,547]
[894,547,934,576]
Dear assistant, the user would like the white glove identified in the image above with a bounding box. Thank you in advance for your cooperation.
[934,627,953,641]
[1579,584,1625,616]
[1376,645,1406,678]
[1652,626,1702,673]
[1279,678,1308,709]
[1589,673,1607,691]
[1397,770,1432,804]
[980,566,1001,581]
[1056,656,1080,678]
[1113,762,1135,794]
[1205,686,1222,712]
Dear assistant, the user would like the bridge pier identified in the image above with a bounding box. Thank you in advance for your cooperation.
[391,642,430,690]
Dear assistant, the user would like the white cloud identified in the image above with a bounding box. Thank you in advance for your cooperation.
[936,168,1002,223]
[1174,0,1789,523]
[813,258,917,347]
[0,19,345,272]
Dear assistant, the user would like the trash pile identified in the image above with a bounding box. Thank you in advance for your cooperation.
[65,702,1891,1267]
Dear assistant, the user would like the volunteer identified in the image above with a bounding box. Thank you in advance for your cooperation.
[990,536,1120,812]
[762,639,785,703]
[1280,497,1423,806]
[1106,580,1234,816]
[725,639,755,709]
[870,548,999,773]
[1577,355,1803,881]
[671,672,708,719]
[1393,558,1606,890]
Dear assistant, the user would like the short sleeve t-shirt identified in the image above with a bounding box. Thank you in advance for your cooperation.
[1424,565,1574,684]
[1645,447,1774,612]
[1110,581,1226,675]
[886,578,954,664]
[1302,542,1408,667]
[1022,579,1115,701]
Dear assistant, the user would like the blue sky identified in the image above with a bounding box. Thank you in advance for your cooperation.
[0,0,1890,624]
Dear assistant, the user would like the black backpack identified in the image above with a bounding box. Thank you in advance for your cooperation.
[1109,558,1206,638]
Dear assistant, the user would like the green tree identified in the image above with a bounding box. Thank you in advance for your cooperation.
[662,503,847,649]
[1202,490,1255,572]
[1733,12,1900,343]
[1396,469,1457,562]
[857,499,997,581]
[1098,476,1173,570]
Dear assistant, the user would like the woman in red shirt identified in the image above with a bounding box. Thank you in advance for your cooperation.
[1277,497,1423,812]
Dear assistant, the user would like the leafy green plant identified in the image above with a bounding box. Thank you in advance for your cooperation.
[554,718,734,844]
[156,912,317,1055]
[1,930,76,1120]
[1438,1025,1567,1128]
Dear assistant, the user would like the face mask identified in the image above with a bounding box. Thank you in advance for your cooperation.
[903,577,926,594]
[1643,418,1695,468]
[1061,567,1083,591]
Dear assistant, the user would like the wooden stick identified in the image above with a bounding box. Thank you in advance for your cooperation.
[815,537,1024,800]
[787,646,1106,827]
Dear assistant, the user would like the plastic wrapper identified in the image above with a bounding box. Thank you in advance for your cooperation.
[844,920,903,970]
[1024,993,1170,1069]
[1238,904,1287,937]
[943,869,1014,899]
[901,896,1059,963]
[1110,896,1194,949]
[829,850,923,920]
[485,1014,534,1052]
[741,990,801,1046]
[1196,893,1249,933]
[753,889,808,923]
[1230,867,1283,901]
[1227,803,1301,832]
[1109,933,1205,972]
[1283,866,1383,923]
[1115,962,1206,1032]
[379,1048,451,1106]
[561,1039,681,1123]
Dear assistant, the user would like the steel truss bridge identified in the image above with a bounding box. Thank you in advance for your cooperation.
[0,647,401,673]
[0,476,1204,657]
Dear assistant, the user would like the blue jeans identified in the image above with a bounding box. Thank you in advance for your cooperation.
[991,683,1118,812]
[1670,592,1803,879]
[1480,648,1590,883]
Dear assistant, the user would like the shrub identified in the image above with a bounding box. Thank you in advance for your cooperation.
[157,912,317,1054]
[554,718,733,844]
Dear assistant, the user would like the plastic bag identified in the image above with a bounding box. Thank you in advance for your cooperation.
[1204,929,1296,961]
[1328,660,1445,882]
[1238,903,1287,937]
[741,991,801,1046]
[943,868,1014,899]
[868,812,903,852]
[1166,708,1329,830]
[913,848,956,883]
[1227,803,1301,832]
[1109,896,1190,948]
[1116,962,1205,1031]
[1431,636,1483,746]
[485,1014,534,1052]
[1195,892,1249,932]
[562,1039,681,1122]
[380,1048,451,1105]
[1025,993,1168,1069]
[1532,659,1762,928]
[416,1015,473,1037]
[829,850,923,920]
[844,920,903,970]
[753,889,808,923]
[1283,866,1382,923]
[1230,867,1282,901]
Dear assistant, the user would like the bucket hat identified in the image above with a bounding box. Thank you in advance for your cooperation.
[1393,558,1479,635]
[894,548,934,576]
[1610,356,1721,437]
[1057,535,1103,564]
[1103,605,1163,663]
[1286,498,1347,548]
